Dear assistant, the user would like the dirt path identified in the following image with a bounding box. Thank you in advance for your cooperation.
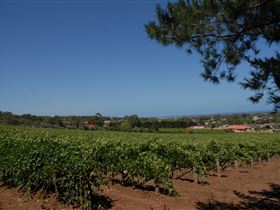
[1,158,280,210]
[0,186,77,210]
[103,158,280,210]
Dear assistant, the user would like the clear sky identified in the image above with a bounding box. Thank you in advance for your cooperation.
[0,0,274,117]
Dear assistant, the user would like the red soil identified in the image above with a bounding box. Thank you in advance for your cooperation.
[1,158,280,210]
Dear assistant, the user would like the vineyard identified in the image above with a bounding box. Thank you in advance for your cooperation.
[0,125,280,209]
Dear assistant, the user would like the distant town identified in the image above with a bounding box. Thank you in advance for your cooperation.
[0,111,279,133]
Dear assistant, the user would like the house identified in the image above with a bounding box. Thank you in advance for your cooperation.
[271,124,280,132]
[214,124,229,129]
[224,125,253,133]
[251,124,276,133]
[103,120,112,127]
[187,125,205,129]
[86,122,95,130]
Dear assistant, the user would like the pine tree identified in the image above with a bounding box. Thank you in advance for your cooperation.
[145,0,280,111]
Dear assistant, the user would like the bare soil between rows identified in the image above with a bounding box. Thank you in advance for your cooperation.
[1,158,280,210]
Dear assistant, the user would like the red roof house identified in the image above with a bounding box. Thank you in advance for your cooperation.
[224,125,253,132]
[86,122,95,129]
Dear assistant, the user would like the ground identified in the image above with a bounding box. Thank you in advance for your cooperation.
[1,158,280,210]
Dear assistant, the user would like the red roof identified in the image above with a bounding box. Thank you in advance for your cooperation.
[87,123,95,129]
[224,125,252,130]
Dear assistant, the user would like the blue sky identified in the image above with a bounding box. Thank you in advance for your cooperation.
[0,0,274,117]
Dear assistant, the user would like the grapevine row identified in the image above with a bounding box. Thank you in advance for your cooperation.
[0,125,279,209]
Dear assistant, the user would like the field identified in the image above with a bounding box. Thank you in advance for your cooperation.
[0,125,280,209]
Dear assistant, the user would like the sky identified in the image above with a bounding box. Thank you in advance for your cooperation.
[0,0,275,117]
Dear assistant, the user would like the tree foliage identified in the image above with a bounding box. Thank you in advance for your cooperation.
[123,115,141,128]
[145,0,280,110]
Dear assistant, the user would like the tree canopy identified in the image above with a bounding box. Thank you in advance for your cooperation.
[145,0,280,111]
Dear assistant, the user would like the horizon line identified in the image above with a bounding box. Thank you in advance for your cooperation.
[0,109,273,118]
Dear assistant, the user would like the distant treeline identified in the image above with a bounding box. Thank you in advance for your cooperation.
[0,111,279,132]
[0,111,196,130]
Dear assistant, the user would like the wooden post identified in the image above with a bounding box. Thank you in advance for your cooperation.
[234,160,238,170]
[155,182,160,193]
[193,166,198,184]
[216,158,221,177]
[155,186,160,193]
[259,156,262,164]
[267,153,270,162]
[250,157,254,167]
